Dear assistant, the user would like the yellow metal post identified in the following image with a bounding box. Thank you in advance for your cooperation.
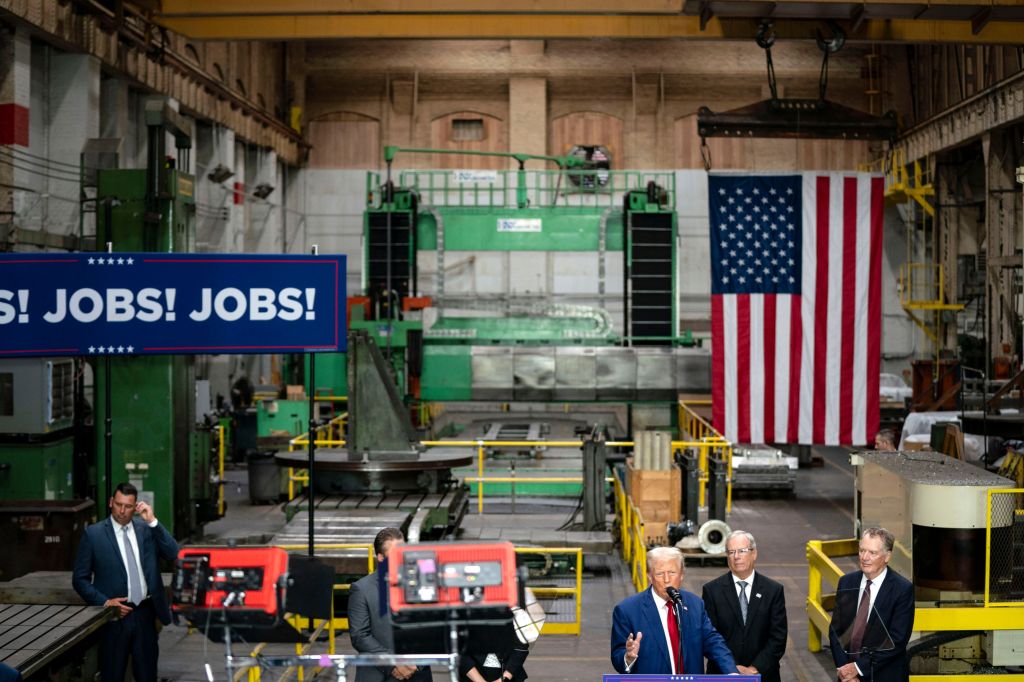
[477,439,484,514]
[217,424,226,517]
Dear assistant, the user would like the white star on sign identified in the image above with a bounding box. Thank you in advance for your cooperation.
[117,258,124,265]
[127,346,134,353]
[88,346,95,353]
[97,346,106,354]
[117,346,125,353]
[108,258,116,265]
[126,258,134,265]
[87,258,95,265]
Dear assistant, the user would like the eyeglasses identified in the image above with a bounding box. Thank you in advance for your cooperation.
[725,548,753,557]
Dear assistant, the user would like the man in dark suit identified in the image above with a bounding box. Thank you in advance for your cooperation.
[829,527,915,682]
[72,482,179,682]
[702,530,787,681]
[349,527,430,682]
[610,546,737,675]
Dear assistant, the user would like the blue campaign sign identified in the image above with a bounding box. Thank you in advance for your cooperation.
[0,253,347,356]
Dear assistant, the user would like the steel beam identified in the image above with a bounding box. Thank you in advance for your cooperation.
[155,13,1024,43]
[156,0,1024,16]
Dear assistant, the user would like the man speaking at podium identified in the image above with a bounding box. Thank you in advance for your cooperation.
[611,547,737,675]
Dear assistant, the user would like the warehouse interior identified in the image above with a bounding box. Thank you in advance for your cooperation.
[1,1,1023,681]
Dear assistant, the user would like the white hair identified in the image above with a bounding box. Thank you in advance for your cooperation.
[725,530,756,550]
[646,546,685,572]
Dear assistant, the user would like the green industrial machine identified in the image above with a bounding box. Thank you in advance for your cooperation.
[0,358,76,499]
[91,100,218,538]
[348,146,709,406]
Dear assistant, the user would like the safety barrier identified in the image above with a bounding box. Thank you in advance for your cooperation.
[677,399,733,512]
[613,470,649,593]
[285,434,731,520]
[986,488,1024,607]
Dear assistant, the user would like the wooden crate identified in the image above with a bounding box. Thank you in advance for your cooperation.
[642,521,670,546]
[627,461,681,529]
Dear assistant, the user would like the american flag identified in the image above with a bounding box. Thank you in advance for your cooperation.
[709,173,883,446]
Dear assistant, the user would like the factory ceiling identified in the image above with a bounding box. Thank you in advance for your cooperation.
[137,0,1024,44]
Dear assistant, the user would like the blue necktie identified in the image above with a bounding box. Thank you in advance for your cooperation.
[122,525,143,605]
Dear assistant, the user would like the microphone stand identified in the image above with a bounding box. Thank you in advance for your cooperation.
[666,587,684,675]
[673,600,684,675]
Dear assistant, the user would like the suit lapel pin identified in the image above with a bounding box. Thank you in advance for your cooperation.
[756,593,762,599]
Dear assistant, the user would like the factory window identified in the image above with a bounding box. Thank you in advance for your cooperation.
[451,118,485,142]
[0,373,11,416]
[212,63,226,83]
[236,79,247,97]
[184,44,201,65]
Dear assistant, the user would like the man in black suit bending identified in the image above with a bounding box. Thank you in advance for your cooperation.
[702,530,787,681]
[829,527,915,682]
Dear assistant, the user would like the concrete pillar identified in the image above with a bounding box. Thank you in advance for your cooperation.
[508,41,547,162]
[48,52,100,235]
[982,131,1019,364]
[0,24,30,146]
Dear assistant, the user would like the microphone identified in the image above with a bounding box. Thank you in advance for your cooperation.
[665,587,683,605]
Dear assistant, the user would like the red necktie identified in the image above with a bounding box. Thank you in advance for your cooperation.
[667,602,683,673]
[849,580,872,658]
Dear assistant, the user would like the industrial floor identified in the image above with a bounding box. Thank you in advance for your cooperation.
[156,445,859,682]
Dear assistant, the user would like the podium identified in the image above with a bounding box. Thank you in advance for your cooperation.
[603,677,761,681]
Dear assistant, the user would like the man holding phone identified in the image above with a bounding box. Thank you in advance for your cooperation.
[73,482,178,682]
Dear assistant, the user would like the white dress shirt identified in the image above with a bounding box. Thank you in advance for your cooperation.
[859,568,886,617]
[112,517,157,603]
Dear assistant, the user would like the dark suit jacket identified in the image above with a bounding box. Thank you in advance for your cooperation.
[610,587,737,675]
[349,572,431,682]
[459,621,528,682]
[829,569,915,682]
[72,516,178,624]
[702,571,787,682]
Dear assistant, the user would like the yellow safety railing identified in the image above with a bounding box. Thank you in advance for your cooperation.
[805,537,859,653]
[514,547,583,636]
[986,488,1024,607]
[678,399,734,512]
[217,424,226,517]
[613,471,649,593]
[900,263,961,310]
[283,432,730,517]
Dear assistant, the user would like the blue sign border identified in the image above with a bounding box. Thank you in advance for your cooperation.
[0,252,347,356]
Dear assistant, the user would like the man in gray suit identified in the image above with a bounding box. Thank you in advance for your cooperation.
[349,527,430,681]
